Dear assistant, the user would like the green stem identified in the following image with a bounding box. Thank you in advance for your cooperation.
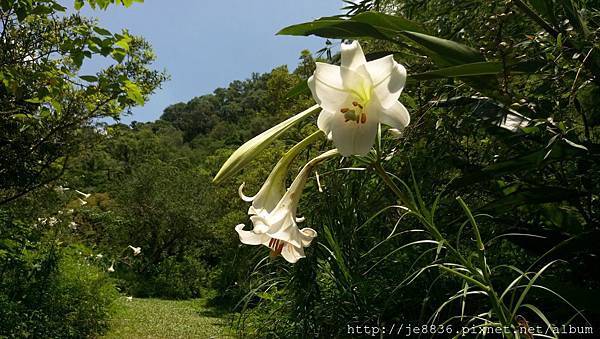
[372,161,413,210]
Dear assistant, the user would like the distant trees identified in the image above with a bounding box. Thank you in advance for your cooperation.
[0,0,166,205]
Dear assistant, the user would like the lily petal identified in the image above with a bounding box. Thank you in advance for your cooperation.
[340,65,373,100]
[249,215,272,234]
[238,182,255,202]
[308,63,349,113]
[330,109,379,156]
[317,109,335,139]
[280,244,306,263]
[299,227,317,247]
[341,41,367,70]
[235,224,269,245]
[369,57,407,109]
[380,101,410,131]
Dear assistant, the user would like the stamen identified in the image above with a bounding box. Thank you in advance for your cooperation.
[342,101,366,124]
[269,239,285,257]
[352,101,363,109]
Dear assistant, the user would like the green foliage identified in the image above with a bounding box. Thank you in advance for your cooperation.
[0,1,164,337]
[0,0,167,205]
[56,63,320,305]
[233,0,600,337]
[0,228,118,338]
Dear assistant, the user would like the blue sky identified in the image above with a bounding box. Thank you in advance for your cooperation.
[76,0,342,123]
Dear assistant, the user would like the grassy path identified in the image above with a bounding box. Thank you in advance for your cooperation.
[102,297,233,338]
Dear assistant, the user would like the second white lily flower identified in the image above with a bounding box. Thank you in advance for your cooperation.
[236,149,338,263]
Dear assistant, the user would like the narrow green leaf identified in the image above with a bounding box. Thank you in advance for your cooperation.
[400,31,483,65]
[563,0,590,38]
[80,75,98,82]
[510,260,560,320]
[520,304,558,338]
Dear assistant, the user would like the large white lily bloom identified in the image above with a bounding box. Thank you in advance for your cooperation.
[308,41,410,156]
[235,149,338,263]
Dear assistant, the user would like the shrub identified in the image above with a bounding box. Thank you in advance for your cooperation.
[0,234,118,338]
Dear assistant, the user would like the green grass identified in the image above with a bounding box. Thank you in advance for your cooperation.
[102,297,233,338]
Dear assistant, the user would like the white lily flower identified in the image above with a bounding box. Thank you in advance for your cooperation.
[107,263,115,273]
[54,186,70,193]
[75,190,91,199]
[238,131,322,222]
[308,41,410,156]
[128,245,141,256]
[235,149,338,263]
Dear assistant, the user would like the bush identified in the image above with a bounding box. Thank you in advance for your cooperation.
[124,254,208,300]
[0,236,118,338]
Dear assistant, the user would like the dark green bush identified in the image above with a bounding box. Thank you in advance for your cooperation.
[0,230,118,339]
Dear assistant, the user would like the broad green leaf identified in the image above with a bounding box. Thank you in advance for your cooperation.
[410,60,543,81]
[351,11,426,35]
[277,16,388,40]
[123,80,144,105]
[74,0,84,10]
[278,13,483,66]
[213,104,320,184]
[93,26,112,36]
[80,75,98,82]
[412,62,504,80]
[115,35,132,51]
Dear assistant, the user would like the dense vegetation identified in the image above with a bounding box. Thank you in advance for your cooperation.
[1,0,599,338]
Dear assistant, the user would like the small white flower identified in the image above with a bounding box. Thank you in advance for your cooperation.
[54,186,70,193]
[107,263,115,273]
[126,296,133,302]
[96,253,103,259]
[308,41,410,156]
[75,190,91,199]
[48,217,58,226]
[128,245,141,256]
[69,221,78,230]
